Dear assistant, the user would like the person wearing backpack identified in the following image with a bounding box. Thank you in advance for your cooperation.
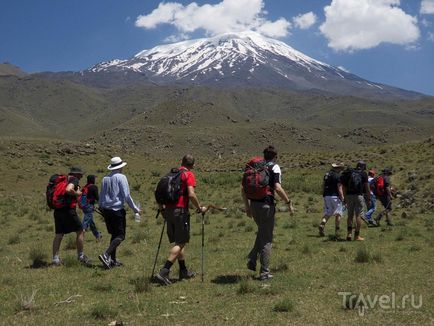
[341,161,370,241]
[80,175,102,240]
[318,163,345,237]
[51,166,91,266]
[155,154,206,285]
[375,168,394,226]
[363,168,378,227]
[242,146,294,281]
[98,157,141,269]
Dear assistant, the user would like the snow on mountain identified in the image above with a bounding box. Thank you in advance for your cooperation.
[87,31,419,98]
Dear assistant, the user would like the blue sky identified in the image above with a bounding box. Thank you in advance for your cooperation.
[1,0,434,95]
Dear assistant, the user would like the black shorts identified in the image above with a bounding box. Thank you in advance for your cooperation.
[164,208,190,244]
[379,196,392,210]
[101,209,126,238]
[54,208,83,234]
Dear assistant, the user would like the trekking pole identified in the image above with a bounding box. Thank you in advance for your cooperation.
[201,211,205,283]
[199,205,227,283]
[150,210,164,281]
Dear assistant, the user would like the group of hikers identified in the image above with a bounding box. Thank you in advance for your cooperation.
[318,160,394,241]
[47,145,393,283]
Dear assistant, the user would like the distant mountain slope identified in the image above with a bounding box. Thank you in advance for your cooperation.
[0,63,27,77]
[87,31,423,99]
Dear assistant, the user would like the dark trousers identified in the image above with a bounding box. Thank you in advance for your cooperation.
[248,201,275,274]
[102,208,126,260]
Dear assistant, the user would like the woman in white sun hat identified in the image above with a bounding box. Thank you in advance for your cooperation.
[98,156,141,269]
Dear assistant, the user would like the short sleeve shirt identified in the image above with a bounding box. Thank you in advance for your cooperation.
[166,167,196,209]
[323,170,341,197]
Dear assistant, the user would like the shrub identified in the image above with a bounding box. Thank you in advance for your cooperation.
[8,234,20,245]
[29,247,47,268]
[16,290,38,312]
[90,304,117,320]
[130,276,151,293]
[237,279,255,295]
[273,299,295,312]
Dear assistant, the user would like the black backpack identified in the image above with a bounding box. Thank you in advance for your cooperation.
[154,168,185,205]
[347,169,363,193]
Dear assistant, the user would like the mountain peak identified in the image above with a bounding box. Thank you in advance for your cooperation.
[87,32,421,99]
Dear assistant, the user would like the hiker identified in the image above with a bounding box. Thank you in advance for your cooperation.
[242,145,294,281]
[375,168,394,226]
[318,163,345,237]
[341,161,370,241]
[80,175,102,240]
[98,157,141,269]
[156,154,206,285]
[363,168,378,226]
[52,166,91,266]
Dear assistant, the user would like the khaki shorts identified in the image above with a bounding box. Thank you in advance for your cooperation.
[346,195,364,218]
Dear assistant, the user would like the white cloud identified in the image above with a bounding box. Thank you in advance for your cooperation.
[319,0,420,52]
[293,12,317,29]
[421,0,434,14]
[135,0,291,38]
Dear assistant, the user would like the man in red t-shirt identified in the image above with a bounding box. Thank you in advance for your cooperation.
[156,154,206,285]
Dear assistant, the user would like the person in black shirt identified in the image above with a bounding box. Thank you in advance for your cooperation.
[341,161,370,241]
[318,163,345,237]
[81,175,102,240]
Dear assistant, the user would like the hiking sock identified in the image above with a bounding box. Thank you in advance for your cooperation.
[178,259,186,271]
[354,231,360,238]
[321,219,327,225]
[164,260,174,270]
[347,226,353,233]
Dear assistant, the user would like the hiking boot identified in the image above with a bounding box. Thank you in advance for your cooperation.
[98,253,111,269]
[361,216,369,225]
[156,268,172,285]
[247,260,257,272]
[346,234,352,241]
[52,258,62,266]
[318,225,325,237]
[259,272,274,281]
[179,269,196,280]
[78,254,92,266]
[110,259,123,268]
[368,220,378,227]
[354,236,365,241]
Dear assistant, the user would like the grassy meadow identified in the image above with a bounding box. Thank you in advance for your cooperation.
[0,137,433,325]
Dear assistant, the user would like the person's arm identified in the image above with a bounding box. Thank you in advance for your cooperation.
[66,182,81,197]
[274,183,294,215]
[241,185,252,218]
[337,183,344,202]
[119,175,140,213]
[188,186,206,213]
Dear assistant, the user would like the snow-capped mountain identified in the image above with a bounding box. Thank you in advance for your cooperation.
[85,31,419,98]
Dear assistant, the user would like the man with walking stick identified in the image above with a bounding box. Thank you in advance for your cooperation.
[154,154,206,285]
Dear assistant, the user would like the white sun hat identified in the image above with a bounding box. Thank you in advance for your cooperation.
[107,156,127,170]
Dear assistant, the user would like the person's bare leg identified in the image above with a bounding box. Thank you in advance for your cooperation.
[52,234,63,258]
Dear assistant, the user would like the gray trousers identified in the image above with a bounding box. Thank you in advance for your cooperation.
[248,201,275,274]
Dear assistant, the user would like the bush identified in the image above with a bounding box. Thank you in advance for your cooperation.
[237,279,255,294]
[130,276,151,293]
[354,247,383,263]
[29,247,47,268]
[90,304,117,320]
[273,299,295,312]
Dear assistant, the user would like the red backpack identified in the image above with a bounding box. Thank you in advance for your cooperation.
[78,184,90,209]
[242,157,273,200]
[46,174,69,209]
[375,175,385,197]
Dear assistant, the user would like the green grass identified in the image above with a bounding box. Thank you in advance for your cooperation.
[0,139,433,324]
